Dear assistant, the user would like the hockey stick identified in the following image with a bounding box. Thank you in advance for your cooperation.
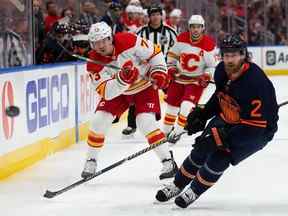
[54,38,122,70]
[43,139,167,199]
[170,100,288,142]
[278,100,288,108]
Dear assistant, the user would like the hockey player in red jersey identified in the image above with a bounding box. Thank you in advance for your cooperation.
[81,21,178,180]
[162,15,217,144]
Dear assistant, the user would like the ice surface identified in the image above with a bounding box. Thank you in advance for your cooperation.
[0,76,288,216]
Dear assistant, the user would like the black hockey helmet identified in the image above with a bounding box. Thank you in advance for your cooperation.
[220,34,247,56]
[109,2,122,11]
[54,22,70,34]
[148,4,163,16]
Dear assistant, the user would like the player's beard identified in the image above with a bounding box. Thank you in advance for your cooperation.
[225,62,242,79]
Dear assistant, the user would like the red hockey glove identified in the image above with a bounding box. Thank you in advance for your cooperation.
[167,67,179,81]
[197,73,211,88]
[150,71,169,89]
[118,61,139,84]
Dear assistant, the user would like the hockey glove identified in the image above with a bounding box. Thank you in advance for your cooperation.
[118,61,139,84]
[185,107,208,135]
[193,127,230,153]
[167,67,179,81]
[197,73,211,88]
[150,71,169,89]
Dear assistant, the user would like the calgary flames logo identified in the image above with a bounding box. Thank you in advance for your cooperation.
[180,53,200,73]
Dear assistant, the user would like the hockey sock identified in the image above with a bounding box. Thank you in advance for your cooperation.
[162,104,179,134]
[87,130,105,149]
[146,128,170,160]
[173,100,195,133]
[190,150,230,196]
[174,150,205,189]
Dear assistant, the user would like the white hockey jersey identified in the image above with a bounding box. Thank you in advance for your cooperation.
[87,32,167,100]
[167,32,217,84]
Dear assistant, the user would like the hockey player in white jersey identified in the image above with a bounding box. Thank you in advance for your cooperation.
[162,15,217,144]
[81,22,178,180]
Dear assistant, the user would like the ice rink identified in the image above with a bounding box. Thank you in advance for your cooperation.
[1,76,288,216]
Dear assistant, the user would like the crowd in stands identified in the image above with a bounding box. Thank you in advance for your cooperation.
[219,0,288,45]
[0,0,287,68]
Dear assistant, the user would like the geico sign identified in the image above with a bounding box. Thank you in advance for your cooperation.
[26,73,69,133]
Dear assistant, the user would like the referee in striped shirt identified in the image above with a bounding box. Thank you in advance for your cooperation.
[137,4,177,60]
[122,4,178,136]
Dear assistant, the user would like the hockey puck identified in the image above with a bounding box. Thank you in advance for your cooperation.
[5,105,20,117]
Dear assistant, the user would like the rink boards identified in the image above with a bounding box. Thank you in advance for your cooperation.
[0,62,98,179]
[0,45,288,179]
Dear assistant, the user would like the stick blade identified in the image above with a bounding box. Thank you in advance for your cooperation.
[43,190,57,198]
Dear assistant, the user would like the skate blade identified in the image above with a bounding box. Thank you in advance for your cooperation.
[121,134,135,139]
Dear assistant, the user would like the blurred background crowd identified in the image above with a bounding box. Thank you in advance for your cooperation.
[0,0,287,68]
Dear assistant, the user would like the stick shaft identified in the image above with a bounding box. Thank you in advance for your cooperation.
[43,140,166,198]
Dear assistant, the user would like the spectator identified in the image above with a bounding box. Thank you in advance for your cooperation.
[276,29,288,45]
[161,0,176,15]
[140,0,153,9]
[0,11,28,68]
[119,0,131,8]
[166,8,182,33]
[79,1,100,27]
[123,4,142,32]
[44,1,60,33]
[33,0,45,49]
[129,0,141,6]
[61,7,74,19]
[36,22,75,64]
[101,2,125,34]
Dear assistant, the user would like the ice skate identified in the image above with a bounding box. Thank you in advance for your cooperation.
[122,127,136,139]
[174,187,199,208]
[159,151,178,180]
[81,158,97,179]
[167,129,183,144]
[155,182,182,202]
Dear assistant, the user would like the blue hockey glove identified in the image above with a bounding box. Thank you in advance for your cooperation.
[193,127,230,153]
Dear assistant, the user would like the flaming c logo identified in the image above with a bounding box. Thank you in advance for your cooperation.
[180,53,200,73]
[2,81,15,139]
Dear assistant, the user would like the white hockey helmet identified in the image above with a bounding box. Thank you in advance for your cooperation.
[188,15,205,28]
[88,22,112,42]
[170,9,182,18]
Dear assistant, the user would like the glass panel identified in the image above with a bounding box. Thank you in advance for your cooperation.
[0,0,32,68]
[175,0,288,46]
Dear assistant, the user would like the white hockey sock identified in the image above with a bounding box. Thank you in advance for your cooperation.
[179,100,195,117]
[153,141,171,161]
[86,111,114,160]
[173,101,195,133]
[162,104,179,134]
[87,146,100,160]
[136,112,171,161]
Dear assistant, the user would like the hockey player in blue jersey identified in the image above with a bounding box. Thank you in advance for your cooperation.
[155,34,279,208]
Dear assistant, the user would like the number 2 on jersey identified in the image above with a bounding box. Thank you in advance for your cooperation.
[250,100,262,117]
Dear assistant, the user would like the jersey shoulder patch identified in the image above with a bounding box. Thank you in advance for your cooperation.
[176,31,190,43]
[114,32,137,55]
[199,35,216,52]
